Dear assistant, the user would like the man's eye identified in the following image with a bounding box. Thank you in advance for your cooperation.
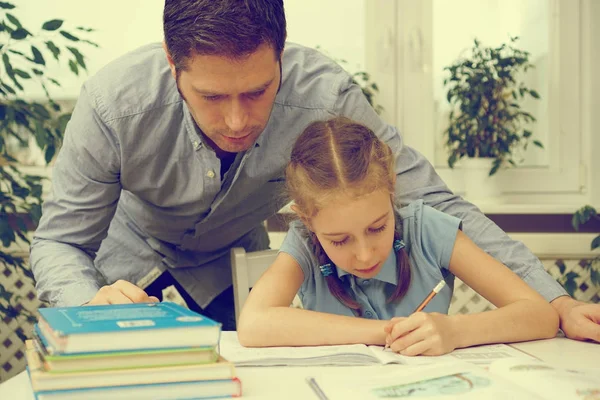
[247,90,265,99]
[203,95,222,101]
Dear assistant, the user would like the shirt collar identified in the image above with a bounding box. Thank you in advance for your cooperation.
[335,250,398,285]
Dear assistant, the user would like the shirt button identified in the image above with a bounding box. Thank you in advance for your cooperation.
[364,311,373,318]
[206,170,215,178]
[193,140,202,150]
[362,280,370,286]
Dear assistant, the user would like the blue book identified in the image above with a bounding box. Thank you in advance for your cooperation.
[37,302,221,354]
[31,377,242,400]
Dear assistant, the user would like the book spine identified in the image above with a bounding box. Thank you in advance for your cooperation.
[233,377,242,397]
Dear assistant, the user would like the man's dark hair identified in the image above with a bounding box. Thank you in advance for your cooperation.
[164,0,286,71]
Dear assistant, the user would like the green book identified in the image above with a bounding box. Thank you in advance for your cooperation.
[33,333,218,373]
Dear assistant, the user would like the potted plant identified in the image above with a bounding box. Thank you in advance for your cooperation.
[0,0,96,353]
[442,36,544,200]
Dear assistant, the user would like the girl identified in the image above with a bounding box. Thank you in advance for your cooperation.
[238,117,558,356]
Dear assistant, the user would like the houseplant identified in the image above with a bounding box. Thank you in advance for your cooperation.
[555,205,600,298]
[442,36,544,199]
[0,1,96,338]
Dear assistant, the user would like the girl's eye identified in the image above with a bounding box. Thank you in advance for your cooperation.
[330,238,348,247]
[370,224,387,234]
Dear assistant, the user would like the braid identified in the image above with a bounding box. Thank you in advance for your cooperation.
[388,221,412,303]
[308,232,361,313]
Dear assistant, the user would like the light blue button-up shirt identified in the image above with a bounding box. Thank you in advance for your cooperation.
[281,201,460,318]
[30,42,566,309]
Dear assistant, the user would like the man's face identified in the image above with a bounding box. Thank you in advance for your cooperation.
[166,43,281,156]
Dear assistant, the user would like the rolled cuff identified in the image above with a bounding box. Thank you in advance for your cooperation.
[522,268,568,302]
[55,284,101,307]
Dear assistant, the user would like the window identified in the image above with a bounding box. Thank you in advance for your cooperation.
[366,0,593,208]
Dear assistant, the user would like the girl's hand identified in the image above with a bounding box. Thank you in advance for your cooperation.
[383,312,459,356]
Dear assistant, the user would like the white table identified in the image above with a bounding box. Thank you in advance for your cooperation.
[2,336,599,399]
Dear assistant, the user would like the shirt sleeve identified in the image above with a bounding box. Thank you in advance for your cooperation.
[418,204,462,271]
[332,76,567,302]
[30,82,122,307]
[278,220,316,287]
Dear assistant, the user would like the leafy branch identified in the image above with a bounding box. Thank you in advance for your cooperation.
[443,36,543,176]
[0,1,97,324]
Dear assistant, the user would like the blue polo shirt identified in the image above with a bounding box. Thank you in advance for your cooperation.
[280,200,462,319]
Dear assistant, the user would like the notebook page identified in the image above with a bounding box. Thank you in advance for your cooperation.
[489,359,600,400]
[368,343,539,366]
[218,332,380,366]
[316,362,538,400]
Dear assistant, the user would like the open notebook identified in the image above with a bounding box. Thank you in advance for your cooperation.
[219,332,537,367]
[315,358,600,400]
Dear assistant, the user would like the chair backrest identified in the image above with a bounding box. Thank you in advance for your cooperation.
[230,247,279,324]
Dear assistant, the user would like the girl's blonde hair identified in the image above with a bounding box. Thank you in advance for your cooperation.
[286,117,411,313]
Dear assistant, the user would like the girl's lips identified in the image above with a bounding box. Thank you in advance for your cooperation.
[356,262,379,274]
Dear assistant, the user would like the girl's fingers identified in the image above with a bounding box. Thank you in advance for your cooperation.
[398,338,431,356]
[389,326,427,353]
[389,313,426,342]
[384,317,406,332]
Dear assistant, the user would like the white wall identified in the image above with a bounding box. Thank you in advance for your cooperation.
[13,0,365,100]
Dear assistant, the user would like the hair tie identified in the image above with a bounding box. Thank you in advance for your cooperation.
[319,263,334,277]
[393,239,405,252]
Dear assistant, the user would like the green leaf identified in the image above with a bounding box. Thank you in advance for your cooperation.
[45,143,56,164]
[1,82,15,94]
[555,260,566,275]
[76,26,95,32]
[67,46,86,70]
[32,68,43,75]
[68,59,79,75]
[590,267,600,286]
[533,140,544,148]
[45,41,61,61]
[60,30,80,41]
[0,2,15,9]
[82,39,99,48]
[5,12,21,28]
[529,89,540,99]
[48,78,61,87]
[522,130,532,138]
[592,235,600,251]
[3,53,14,75]
[13,69,30,79]
[31,46,45,65]
[42,19,63,31]
[10,27,28,40]
[561,271,579,297]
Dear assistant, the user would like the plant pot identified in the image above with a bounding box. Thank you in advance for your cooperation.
[461,157,503,204]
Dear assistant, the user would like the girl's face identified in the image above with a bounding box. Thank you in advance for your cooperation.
[310,189,396,279]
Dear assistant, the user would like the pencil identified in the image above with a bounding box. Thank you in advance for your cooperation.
[384,279,446,350]
[306,377,329,400]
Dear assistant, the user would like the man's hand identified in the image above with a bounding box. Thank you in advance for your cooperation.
[552,296,600,342]
[86,280,159,305]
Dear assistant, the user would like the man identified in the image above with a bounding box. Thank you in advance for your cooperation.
[30,0,599,339]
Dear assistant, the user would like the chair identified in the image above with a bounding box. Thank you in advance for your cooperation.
[230,247,279,324]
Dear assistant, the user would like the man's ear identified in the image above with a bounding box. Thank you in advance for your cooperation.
[162,41,177,80]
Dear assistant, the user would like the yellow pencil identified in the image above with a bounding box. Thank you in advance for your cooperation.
[384,279,446,350]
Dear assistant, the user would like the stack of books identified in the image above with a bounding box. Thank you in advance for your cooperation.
[25,302,241,399]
